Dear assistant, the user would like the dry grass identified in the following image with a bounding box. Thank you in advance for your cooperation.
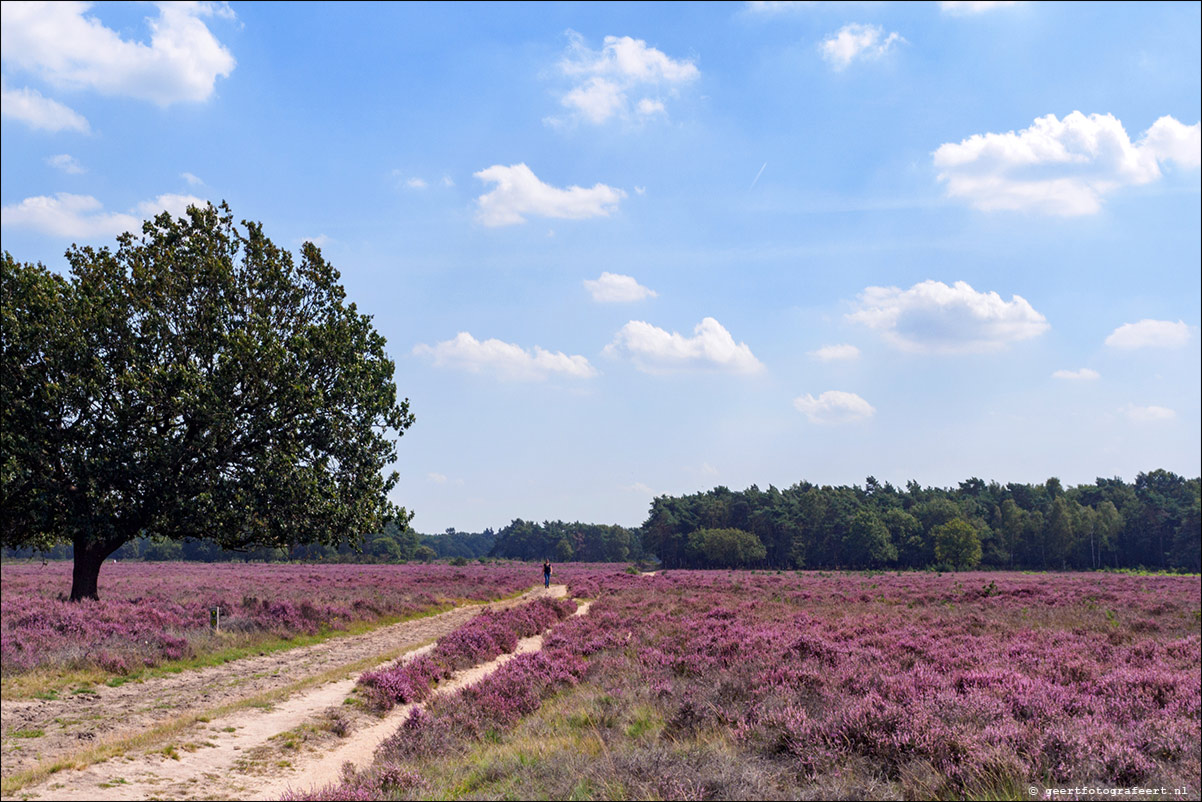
[0,636,436,796]
[378,608,1191,798]
[373,660,805,801]
[0,606,463,702]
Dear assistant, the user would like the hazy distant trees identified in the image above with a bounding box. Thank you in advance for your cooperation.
[489,519,641,562]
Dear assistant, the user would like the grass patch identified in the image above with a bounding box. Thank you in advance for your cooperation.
[377,685,627,799]
[0,631,443,796]
[364,663,811,801]
[0,587,546,796]
[0,603,461,701]
[2,585,541,703]
[9,729,44,739]
[623,706,660,740]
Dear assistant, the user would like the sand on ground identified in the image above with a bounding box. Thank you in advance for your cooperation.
[2,585,582,802]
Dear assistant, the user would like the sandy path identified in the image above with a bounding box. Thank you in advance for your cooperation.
[3,587,584,801]
[259,597,591,801]
[3,590,546,777]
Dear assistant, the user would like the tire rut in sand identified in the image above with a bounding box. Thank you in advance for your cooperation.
[259,594,590,801]
[1,586,581,802]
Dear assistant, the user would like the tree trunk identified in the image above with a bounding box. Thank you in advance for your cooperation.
[70,536,123,601]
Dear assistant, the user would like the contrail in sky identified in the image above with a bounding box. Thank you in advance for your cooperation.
[750,162,767,189]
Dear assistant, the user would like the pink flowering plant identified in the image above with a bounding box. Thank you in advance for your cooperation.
[311,570,1199,799]
[357,596,577,709]
[0,562,538,676]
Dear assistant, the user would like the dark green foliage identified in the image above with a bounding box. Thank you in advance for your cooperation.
[489,519,640,562]
[1,204,413,599]
[421,528,496,559]
[843,510,897,568]
[642,474,1200,572]
[686,528,767,568]
[933,519,983,570]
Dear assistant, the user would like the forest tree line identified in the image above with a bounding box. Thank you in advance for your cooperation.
[6,471,1198,573]
[640,470,1199,572]
[3,522,475,565]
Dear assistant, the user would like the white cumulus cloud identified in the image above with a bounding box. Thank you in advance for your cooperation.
[809,344,860,362]
[636,98,665,116]
[46,153,84,174]
[1052,368,1100,380]
[474,163,624,227]
[1124,404,1176,422]
[562,77,625,124]
[1105,319,1190,350]
[0,1,235,106]
[583,272,657,303]
[180,171,204,186]
[604,317,763,374]
[551,32,698,125]
[413,332,597,381]
[794,391,876,424]
[847,279,1049,354]
[131,193,208,219]
[1,192,207,238]
[820,24,904,71]
[934,112,1201,215]
[0,78,89,132]
[1141,116,1202,168]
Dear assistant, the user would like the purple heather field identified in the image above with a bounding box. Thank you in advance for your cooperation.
[300,569,1201,800]
[0,561,538,674]
[3,562,1198,798]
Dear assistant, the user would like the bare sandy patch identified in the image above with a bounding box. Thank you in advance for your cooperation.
[1,586,582,801]
[261,597,590,801]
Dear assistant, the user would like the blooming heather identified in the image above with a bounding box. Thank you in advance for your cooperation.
[313,570,1200,799]
[0,562,541,674]
[358,596,577,708]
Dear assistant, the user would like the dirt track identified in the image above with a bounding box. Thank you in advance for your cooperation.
[1,585,581,801]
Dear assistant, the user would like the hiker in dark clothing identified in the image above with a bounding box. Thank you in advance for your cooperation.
[543,559,552,589]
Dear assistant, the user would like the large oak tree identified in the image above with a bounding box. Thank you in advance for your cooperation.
[1,203,413,600]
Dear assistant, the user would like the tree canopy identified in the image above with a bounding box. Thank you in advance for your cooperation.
[1,203,413,599]
[640,474,1199,572]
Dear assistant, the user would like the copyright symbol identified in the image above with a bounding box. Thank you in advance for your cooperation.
[1028,788,1037,797]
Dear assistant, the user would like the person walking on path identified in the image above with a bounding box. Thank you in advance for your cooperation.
[543,559,553,589]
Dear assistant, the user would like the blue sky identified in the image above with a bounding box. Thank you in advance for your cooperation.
[3,1,1199,532]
